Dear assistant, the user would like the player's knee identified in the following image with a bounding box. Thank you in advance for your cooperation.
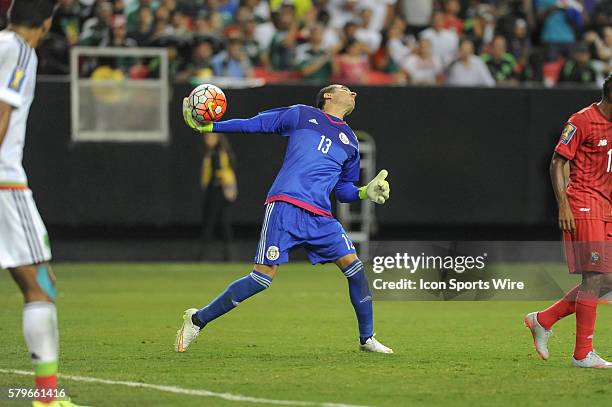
[581,272,604,296]
[342,258,365,279]
[253,264,278,279]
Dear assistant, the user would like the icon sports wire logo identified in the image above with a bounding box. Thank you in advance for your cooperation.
[371,253,487,274]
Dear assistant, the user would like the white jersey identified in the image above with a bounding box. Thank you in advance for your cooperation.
[0,30,37,187]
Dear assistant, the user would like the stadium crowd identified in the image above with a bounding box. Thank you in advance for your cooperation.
[1,0,611,86]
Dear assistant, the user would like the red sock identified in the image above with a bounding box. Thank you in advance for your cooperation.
[35,374,57,404]
[537,285,580,330]
[574,292,598,360]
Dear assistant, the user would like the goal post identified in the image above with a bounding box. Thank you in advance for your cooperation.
[70,47,170,143]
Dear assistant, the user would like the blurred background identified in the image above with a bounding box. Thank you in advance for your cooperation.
[0,0,609,261]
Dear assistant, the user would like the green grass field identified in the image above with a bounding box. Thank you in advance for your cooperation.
[1,263,611,407]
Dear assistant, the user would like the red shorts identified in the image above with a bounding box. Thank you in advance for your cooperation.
[563,220,611,274]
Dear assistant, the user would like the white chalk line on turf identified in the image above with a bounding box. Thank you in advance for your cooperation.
[0,369,371,407]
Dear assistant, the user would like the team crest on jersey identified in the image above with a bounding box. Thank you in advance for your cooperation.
[8,67,25,92]
[560,123,577,145]
[590,251,600,265]
[266,245,280,261]
[339,132,350,145]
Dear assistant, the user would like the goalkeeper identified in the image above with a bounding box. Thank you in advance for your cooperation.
[176,84,393,354]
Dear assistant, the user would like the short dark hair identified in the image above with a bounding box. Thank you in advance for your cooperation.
[316,84,337,109]
[604,73,612,102]
[8,0,58,28]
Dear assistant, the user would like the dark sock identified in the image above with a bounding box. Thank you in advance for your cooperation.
[360,336,372,345]
[192,313,206,328]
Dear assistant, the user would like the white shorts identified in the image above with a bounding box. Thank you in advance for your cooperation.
[0,189,52,268]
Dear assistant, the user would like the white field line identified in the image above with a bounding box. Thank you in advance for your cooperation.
[0,369,371,407]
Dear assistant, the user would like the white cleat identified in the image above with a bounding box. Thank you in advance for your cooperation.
[360,335,394,354]
[524,312,552,360]
[572,351,612,368]
[175,308,201,352]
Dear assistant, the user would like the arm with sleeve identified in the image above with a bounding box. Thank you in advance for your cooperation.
[0,41,25,109]
[554,119,583,161]
[213,106,300,134]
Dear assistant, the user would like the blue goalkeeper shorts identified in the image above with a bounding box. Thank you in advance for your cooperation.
[254,201,356,266]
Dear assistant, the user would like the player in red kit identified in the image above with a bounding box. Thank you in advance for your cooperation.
[524,74,612,368]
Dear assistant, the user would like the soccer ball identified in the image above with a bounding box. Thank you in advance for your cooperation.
[188,84,227,123]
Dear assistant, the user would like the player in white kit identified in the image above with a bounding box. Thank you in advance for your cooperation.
[0,1,84,406]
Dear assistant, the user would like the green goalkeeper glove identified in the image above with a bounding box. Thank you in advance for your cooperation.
[359,169,390,204]
[182,97,213,133]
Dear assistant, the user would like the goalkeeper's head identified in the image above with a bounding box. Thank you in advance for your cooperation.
[316,84,357,118]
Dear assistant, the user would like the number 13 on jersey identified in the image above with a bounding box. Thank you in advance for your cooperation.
[317,135,332,154]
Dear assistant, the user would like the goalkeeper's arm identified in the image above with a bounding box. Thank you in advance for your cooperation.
[335,170,390,205]
[183,98,297,134]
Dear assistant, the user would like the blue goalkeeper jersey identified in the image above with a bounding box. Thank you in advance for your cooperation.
[212,104,361,217]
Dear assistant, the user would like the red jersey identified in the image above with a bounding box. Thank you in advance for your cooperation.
[554,103,612,221]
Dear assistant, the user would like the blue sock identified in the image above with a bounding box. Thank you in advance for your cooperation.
[194,271,272,327]
[342,259,373,341]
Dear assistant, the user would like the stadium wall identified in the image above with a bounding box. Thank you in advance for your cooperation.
[27,83,599,229]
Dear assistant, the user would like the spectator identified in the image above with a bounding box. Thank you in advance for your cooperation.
[127,0,154,32]
[586,26,612,76]
[51,0,82,46]
[252,9,276,51]
[176,39,215,82]
[385,16,413,68]
[207,10,225,35]
[111,16,137,48]
[199,133,237,262]
[240,12,268,67]
[127,6,154,46]
[446,38,495,87]
[110,16,138,72]
[558,42,599,84]
[481,35,517,84]
[150,6,174,41]
[341,20,359,49]
[192,11,210,34]
[317,9,341,51]
[113,0,127,16]
[442,0,463,35]
[295,23,336,83]
[149,35,185,78]
[496,0,535,41]
[592,0,612,30]
[328,0,359,30]
[169,10,191,39]
[508,18,532,77]
[244,0,271,22]
[269,5,298,70]
[355,8,382,53]
[401,37,443,85]
[80,1,114,46]
[336,38,370,84]
[160,0,177,14]
[360,0,396,33]
[211,37,254,78]
[270,0,313,21]
[462,4,496,54]
[420,11,459,67]
[536,0,581,61]
[399,0,433,36]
